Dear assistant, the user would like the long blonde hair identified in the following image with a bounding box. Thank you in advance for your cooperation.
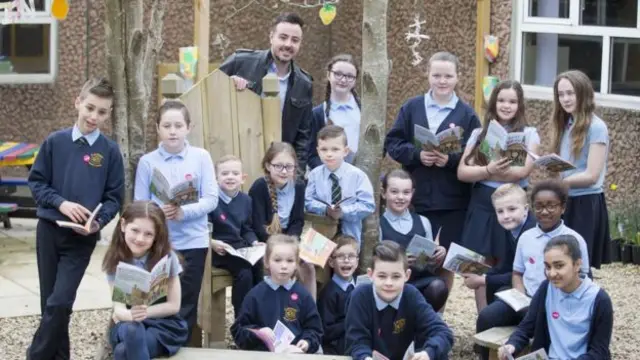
[550,70,595,160]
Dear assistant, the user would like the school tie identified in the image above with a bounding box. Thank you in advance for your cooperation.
[346,284,355,294]
[330,173,342,205]
[75,136,89,146]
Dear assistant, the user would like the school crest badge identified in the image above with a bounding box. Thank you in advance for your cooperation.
[393,318,406,334]
[88,153,104,167]
[284,307,297,322]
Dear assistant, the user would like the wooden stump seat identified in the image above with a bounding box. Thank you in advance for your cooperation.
[473,326,531,360]
[196,247,233,348]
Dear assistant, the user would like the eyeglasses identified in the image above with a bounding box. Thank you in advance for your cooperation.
[330,71,357,82]
[270,163,295,172]
[332,254,359,262]
[533,202,562,213]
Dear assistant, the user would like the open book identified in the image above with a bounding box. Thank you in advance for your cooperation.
[216,240,265,266]
[478,120,528,166]
[414,124,464,154]
[495,288,531,312]
[150,168,200,206]
[525,149,576,172]
[507,348,549,360]
[299,228,338,267]
[112,253,172,306]
[56,203,102,232]
[313,196,353,208]
[406,234,437,270]
[248,320,296,353]
[373,342,415,360]
[443,242,492,276]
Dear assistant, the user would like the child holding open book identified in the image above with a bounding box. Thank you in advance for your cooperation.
[231,234,323,353]
[209,155,264,317]
[379,169,449,313]
[134,100,219,339]
[26,78,125,359]
[102,201,188,359]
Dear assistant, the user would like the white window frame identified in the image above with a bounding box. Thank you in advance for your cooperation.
[512,0,640,110]
[0,0,58,84]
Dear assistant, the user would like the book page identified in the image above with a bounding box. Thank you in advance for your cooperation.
[435,126,463,154]
[236,245,266,266]
[299,229,337,267]
[505,133,528,167]
[147,255,171,305]
[373,351,390,360]
[402,342,415,360]
[495,288,531,312]
[273,320,296,353]
[443,243,491,275]
[406,234,437,270]
[248,328,275,352]
[414,124,439,150]
[169,176,200,206]
[56,203,103,231]
[516,348,549,360]
[112,262,152,306]
[150,168,172,203]
[535,154,576,172]
[479,120,508,161]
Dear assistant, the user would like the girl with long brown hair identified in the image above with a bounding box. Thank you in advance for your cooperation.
[549,70,610,269]
[102,201,187,359]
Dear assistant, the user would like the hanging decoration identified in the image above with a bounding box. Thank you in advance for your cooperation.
[484,35,499,63]
[51,0,69,20]
[319,3,337,25]
[483,76,500,103]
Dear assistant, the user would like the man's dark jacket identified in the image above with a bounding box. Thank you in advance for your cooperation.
[219,49,313,172]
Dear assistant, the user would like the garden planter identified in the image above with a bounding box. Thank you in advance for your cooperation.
[632,245,640,265]
[610,239,622,263]
[621,243,633,264]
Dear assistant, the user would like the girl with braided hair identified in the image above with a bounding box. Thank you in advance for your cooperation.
[249,142,316,297]
[308,54,361,170]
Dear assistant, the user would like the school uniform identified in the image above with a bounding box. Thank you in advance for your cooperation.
[27,126,124,360]
[108,251,189,359]
[209,190,262,316]
[560,115,611,268]
[308,99,360,169]
[305,161,376,246]
[506,279,612,359]
[231,277,324,353]
[248,177,305,242]
[384,91,481,250]
[460,127,540,258]
[317,274,355,355]
[344,283,453,360]
[134,142,219,338]
[379,209,442,290]
[475,213,536,360]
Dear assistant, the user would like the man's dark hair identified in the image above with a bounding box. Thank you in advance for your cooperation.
[273,12,304,29]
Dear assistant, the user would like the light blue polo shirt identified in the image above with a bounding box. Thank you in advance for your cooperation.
[546,276,600,359]
[323,96,361,154]
[559,115,609,197]
[267,62,290,114]
[513,221,590,296]
[466,126,540,189]
[424,90,459,131]
[275,180,296,229]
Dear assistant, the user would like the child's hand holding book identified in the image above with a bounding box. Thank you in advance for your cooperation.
[162,203,184,221]
[211,240,228,256]
[326,204,343,220]
[130,305,148,322]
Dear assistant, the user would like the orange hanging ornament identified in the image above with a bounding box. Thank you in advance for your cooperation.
[319,3,337,25]
[51,0,69,20]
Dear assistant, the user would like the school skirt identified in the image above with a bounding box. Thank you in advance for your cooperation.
[460,183,509,259]
[416,209,467,251]
[143,316,189,355]
[564,192,611,268]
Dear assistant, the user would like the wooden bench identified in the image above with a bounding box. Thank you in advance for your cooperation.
[161,347,352,359]
[473,326,530,360]
[196,246,233,348]
[0,202,18,228]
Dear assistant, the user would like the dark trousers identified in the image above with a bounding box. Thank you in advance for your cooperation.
[29,219,98,360]
[212,253,263,316]
[475,293,528,360]
[176,247,208,343]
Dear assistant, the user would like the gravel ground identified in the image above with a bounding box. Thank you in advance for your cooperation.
[1,263,638,359]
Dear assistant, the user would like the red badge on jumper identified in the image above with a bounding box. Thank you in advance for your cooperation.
[83,154,90,163]
[528,257,535,264]
[220,213,226,221]
[185,173,193,181]
[291,293,299,301]
[552,311,560,319]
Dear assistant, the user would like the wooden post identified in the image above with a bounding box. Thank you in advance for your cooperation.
[193,0,210,83]
[261,73,282,150]
[474,0,491,116]
[160,73,185,100]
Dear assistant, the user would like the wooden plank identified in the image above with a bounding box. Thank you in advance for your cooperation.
[235,90,264,192]
[473,326,516,350]
[181,85,205,148]
[157,63,219,106]
[193,0,210,83]
[474,0,492,117]
[163,348,352,360]
[205,71,236,161]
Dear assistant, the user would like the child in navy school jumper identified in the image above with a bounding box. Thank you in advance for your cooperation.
[471,184,535,360]
[457,80,540,311]
[231,234,324,353]
[134,100,219,339]
[248,142,312,295]
[103,201,188,359]
[384,51,481,298]
[317,234,359,355]
[27,77,125,360]
[379,169,449,313]
[306,125,376,248]
[209,155,263,317]
[549,70,611,269]
[498,235,613,360]
[345,241,453,360]
[308,54,361,170]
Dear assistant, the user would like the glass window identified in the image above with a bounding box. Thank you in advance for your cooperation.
[529,0,570,18]
[522,32,602,89]
[611,38,640,96]
[581,0,638,28]
[0,23,50,75]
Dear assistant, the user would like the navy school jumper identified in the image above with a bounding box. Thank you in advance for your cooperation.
[384,96,481,213]
[317,278,354,354]
[248,177,306,242]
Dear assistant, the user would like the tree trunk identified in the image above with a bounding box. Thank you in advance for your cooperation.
[105,0,167,204]
[355,0,389,272]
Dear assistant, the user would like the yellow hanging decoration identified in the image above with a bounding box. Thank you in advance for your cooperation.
[319,3,337,25]
[51,0,69,20]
